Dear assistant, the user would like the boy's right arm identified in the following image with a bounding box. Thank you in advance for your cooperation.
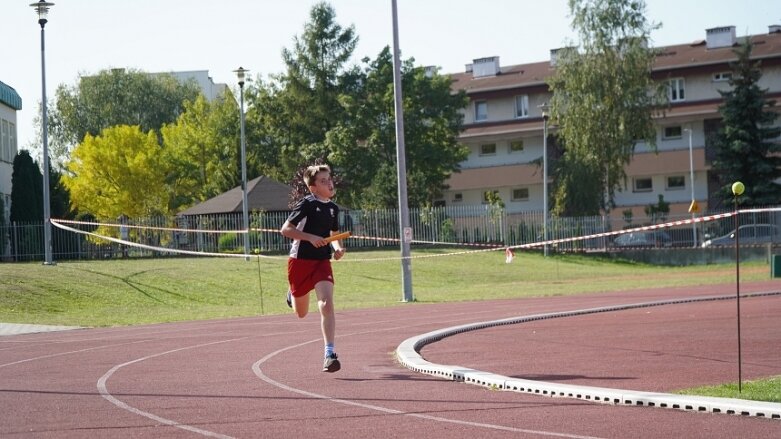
[280,221,329,248]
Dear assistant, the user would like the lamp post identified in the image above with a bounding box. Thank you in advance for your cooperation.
[391,0,413,302]
[30,1,55,265]
[234,67,250,260]
[539,103,549,257]
[685,128,697,247]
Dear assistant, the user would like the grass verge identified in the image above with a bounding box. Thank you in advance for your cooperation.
[1,248,771,326]
[677,376,781,403]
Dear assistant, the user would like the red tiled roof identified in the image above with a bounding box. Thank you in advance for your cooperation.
[449,31,781,95]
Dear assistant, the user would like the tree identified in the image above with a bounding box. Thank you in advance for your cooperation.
[9,151,43,260]
[64,125,169,219]
[548,0,666,216]
[161,94,240,211]
[243,3,466,209]
[326,48,468,208]
[47,68,200,164]
[248,2,360,179]
[711,40,781,206]
[10,151,42,223]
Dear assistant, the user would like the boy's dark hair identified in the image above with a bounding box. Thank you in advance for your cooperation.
[303,165,331,187]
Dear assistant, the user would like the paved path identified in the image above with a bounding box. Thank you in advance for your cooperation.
[1,281,780,438]
[0,323,82,336]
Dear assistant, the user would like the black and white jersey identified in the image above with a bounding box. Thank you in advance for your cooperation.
[286,195,340,260]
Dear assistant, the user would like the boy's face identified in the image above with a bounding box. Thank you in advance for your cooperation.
[309,171,335,200]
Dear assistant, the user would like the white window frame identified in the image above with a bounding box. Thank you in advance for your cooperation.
[514,95,529,118]
[511,187,529,201]
[1,119,8,163]
[668,78,685,102]
[452,193,463,203]
[663,125,682,139]
[633,177,653,192]
[509,140,524,152]
[475,101,488,122]
[480,143,497,156]
[712,72,732,82]
[9,122,15,159]
[666,175,685,190]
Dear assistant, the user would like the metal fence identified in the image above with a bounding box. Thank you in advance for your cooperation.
[2,204,780,262]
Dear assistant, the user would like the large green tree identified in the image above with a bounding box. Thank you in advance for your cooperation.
[64,125,169,219]
[327,48,468,208]
[47,68,200,164]
[711,40,781,206]
[247,1,361,179]
[548,0,666,216]
[161,94,240,211]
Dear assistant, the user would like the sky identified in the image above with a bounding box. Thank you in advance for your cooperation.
[3,0,780,156]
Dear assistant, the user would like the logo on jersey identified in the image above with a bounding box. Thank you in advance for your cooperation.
[330,208,335,217]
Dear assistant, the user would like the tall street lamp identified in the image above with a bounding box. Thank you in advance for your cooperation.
[234,67,250,260]
[684,128,697,247]
[539,103,549,257]
[391,0,413,302]
[31,1,55,265]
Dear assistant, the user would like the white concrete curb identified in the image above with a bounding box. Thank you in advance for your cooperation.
[396,292,781,420]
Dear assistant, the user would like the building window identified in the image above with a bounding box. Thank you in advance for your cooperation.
[511,188,529,201]
[633,177,653,192]
[475,101,487,121]
[663,125,682,139]
[509,140,524,152]
[666,175,685,190]
[668,78,685,102]
[480,143,497,155]
[712,72,732,82]
[0,120,8,162]
[452,193,463,202]
[9,122,15,159]
[514,95,529,118]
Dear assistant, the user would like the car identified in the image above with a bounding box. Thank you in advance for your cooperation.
[613,230,672,248]
[701,224,781,248]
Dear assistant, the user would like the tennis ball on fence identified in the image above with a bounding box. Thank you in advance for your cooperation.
[731,181,745,196]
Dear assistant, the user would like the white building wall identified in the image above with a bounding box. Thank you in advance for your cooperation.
[0,103,17,222]
[157,70,229,101]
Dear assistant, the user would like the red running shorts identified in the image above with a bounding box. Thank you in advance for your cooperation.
[287,258,334,297]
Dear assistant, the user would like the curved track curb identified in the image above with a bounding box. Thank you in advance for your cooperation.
[396,291,781,420]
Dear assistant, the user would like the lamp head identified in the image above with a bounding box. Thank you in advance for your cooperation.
[234,67,249,87]
[30,1,54,27]
[538,102,549,121]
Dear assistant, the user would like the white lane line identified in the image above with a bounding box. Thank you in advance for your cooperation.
[252,331,606,439]
[97,337,245,439]
[0,339,154,368]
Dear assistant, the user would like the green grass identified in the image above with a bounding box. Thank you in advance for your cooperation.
[1,248,778,403]
[0,248,770,327]
[677,376,781,403]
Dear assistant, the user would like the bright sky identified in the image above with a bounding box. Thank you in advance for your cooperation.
[3,0,779,155]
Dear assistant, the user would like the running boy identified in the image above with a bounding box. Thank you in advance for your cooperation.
[280,164,346,372]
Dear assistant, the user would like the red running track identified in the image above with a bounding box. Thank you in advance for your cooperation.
[1,281,780,438]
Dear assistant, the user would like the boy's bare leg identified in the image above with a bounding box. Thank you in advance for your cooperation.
[314,280,335,346]
[292,293,310,319]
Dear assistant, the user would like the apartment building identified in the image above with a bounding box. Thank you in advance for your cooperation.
[444,25,781,219]
[0,80,22,226]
